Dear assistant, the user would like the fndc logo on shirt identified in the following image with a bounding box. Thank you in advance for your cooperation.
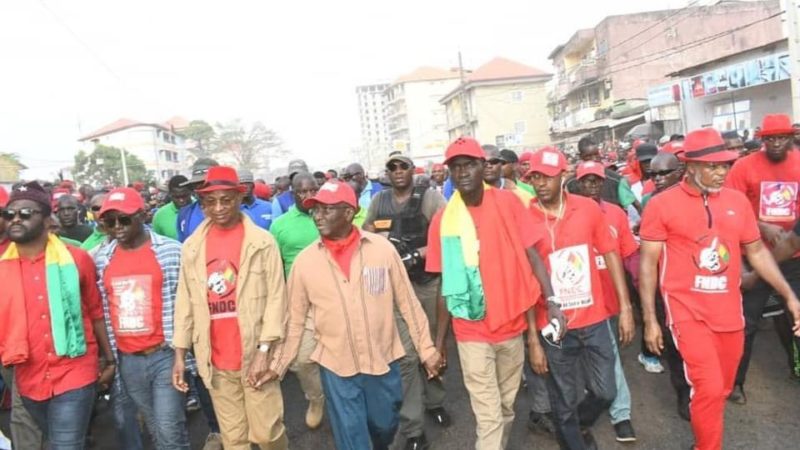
[691,236,731,293]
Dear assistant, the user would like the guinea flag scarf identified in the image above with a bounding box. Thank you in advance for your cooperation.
[0,234,87,365]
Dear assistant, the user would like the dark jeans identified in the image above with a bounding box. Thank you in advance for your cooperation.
[111,376,145,450]
[542,320,616,450]
[319,361,403,450]
[22,383,96,450]
[736,258,800,386]
[119,347,190,449]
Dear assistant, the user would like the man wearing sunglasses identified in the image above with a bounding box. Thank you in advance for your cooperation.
[341,162,382,211]
[363,153,449,450]
[93,187,191,449]
[172,166,289,450]
[726,114,800,405]
[0,181,115,450]
[269,181,442,450]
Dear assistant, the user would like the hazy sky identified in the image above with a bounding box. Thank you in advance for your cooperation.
[1,0,686,179]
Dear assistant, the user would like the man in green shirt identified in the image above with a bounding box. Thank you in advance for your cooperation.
[152,175,192,240]
[80,194,108,257]
[268,172,326,430]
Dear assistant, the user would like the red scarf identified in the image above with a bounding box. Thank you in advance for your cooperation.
[322,226,360,279]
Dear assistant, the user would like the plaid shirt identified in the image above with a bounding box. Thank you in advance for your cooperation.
[94,228,196,375]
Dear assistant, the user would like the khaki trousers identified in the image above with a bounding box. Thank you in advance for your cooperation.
[457,335,524,450]
[0,366,44,450]
[208,369,288,450]
[288,327,324,401]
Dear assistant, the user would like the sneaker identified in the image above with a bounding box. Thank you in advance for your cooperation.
[306,397,325,429]
[728,384,747,405]
[202,433,223,450]
[638,353,665,373]
[527,411,556,436]
[186,396,200,412]
[614,420,637,443]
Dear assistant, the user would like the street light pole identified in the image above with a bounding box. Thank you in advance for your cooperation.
[120,147,130,186]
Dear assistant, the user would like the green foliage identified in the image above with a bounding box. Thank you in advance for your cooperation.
[73,145,151,186]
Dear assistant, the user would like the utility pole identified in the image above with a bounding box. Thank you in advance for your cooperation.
[458,51,471,136]
[786,0,800,117]
[120,147,130,186]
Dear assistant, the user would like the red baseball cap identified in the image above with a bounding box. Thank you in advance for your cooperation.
[682,128,739,163]
[576,161,606,180]
[519,151,534,163]
[253,182,272,200]
[431,163,444,171]
[196,166,247,194]
[302,181,357,209]
[98,188,145,217]
[526,148,568,177]
[444,137,484,164]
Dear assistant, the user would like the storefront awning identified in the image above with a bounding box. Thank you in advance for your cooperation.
[552,113,645,136]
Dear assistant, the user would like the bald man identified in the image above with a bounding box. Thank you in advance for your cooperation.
[342,163,381,210]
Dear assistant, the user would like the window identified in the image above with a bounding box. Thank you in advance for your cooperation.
[511,91,524,102]
[712,99,751,131]
[514,121,526,134]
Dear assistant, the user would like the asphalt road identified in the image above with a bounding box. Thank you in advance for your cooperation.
[3,320,799,449]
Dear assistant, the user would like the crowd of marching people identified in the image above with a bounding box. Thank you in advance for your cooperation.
[1,113,800,450]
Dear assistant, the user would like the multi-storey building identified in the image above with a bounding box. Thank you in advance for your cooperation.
[354,83,390,170]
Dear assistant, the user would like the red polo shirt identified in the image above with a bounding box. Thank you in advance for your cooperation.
[725,150,800,231]
[640,181,760,332]
[596,201,639,316]
[529,194,616,330]
[16,245,103,401]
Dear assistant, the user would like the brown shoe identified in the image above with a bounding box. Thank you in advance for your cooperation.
[306,397,325,429]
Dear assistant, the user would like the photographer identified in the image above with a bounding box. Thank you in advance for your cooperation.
[363,154,448,450]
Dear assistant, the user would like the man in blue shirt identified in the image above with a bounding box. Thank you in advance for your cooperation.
[238,169,272,229]
[177,158,218,243]
[270,159,309,222]
[342,163,382,210]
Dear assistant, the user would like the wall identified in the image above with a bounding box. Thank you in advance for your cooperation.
[473,81,551,148]
[682,79,790,131]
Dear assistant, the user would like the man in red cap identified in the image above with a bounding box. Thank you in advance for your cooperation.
[639,127,800,450]
[0,181,115,449]
[526,148,634,449]
[575,160,639,442]
[171,166,289,450]
[725,114,800,403]
[93,187,191,449]
[267,180,441,450]
[426,137,565,449]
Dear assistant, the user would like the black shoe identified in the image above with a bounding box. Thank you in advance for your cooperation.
[427,407,451,428]
[404,435,429,450]
[527,411,556,436]
[581,430,598,450]
[728,384,746,405]
[678,393,691,422]
[614,420,637,443]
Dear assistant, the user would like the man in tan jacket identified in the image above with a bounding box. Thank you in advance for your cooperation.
[171,166,288,450]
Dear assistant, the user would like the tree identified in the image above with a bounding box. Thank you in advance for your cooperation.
[210,119,287,172]
[180,120,216,159]
[73,145,151,186]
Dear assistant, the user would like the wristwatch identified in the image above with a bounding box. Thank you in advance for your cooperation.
[258,343,271,353]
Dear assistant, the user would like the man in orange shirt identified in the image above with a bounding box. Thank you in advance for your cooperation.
[725,114,800,403]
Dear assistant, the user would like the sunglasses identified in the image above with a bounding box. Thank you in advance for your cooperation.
[387,162,410,171]
[1,208,43,221]
[647,169,677,177]
[103,214,137,228]
[487,159,507,165]
[90,205,102,212]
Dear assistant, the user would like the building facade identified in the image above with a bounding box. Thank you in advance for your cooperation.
[548,0,782,148]
[355,83,390,170]
[78,117,188,183]
[441,57,552,151]
[384,67,461,165]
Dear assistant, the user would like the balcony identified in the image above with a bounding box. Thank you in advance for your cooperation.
[567,61,601,91]
[550,106,600,132]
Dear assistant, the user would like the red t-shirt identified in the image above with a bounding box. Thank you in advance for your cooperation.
[104,241,165,353]
[16,245,103,401]
[725,150,800,231]
[426,191,537,343]
[321,226,360,279]
[640,182,760,332]
[529,194,616,330]
[206,223,244,371]
[596,201,639,317]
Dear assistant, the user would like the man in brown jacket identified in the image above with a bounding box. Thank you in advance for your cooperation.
[171,166,288,450]
[267,181,442,450]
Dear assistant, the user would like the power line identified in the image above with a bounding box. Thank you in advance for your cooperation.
[610,0,701,53]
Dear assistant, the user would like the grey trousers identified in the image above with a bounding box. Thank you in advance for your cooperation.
[1,366,44,450]
[395,279,446,438]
